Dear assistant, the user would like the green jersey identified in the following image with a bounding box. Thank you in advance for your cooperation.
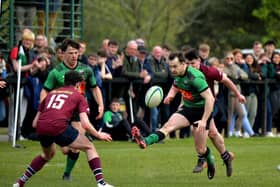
[173,66,208,108]
[43,62,97,91]
[103,110,123,128]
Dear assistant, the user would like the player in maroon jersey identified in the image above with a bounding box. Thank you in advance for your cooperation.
[13,71,114,187]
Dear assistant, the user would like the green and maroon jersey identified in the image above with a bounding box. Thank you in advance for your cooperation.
[173,66,208,108]
[37,86,89,136]
[43,62,97,94]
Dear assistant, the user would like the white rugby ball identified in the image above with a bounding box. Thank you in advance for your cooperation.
[145,86,163,108]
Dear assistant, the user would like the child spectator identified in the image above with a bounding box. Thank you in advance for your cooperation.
[101,98,151,141]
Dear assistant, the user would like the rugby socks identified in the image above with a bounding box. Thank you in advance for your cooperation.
[64,150,80,176]
[197,154,206,163]
[204,147,214,165]
[221,150,231,161]
[17,155,48,186]
[144,131,165,145]
[88,157,105,185]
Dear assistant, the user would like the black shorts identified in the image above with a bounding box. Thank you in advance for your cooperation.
[176,106,212,130]
[39,125,79,148]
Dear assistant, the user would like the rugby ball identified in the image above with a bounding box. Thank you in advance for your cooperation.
[145,86,163,108]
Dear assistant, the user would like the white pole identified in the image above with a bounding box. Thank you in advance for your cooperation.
[12,46,23,147]
[128,82,134,123]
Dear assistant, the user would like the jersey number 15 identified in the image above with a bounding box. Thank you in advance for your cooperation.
[46,94,69,110]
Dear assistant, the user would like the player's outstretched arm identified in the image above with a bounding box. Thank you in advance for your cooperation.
[91,86,104,119]
[221,74,246,103]
[79,112,112,142]
[163,85,178,104]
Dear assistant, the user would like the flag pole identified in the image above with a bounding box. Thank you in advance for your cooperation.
[128,82,134,124]
[12,46,23,147]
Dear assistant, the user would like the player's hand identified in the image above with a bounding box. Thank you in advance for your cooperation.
[97,132,112,142]
[163,96,173,104]
[194,120,206,132]
[237,94,246,104]
[95,106,104,120]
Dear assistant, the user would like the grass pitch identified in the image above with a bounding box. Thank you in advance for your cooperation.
[0,137,280,187]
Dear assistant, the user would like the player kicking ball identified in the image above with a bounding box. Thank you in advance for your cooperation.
[132,52,216,180]
[13,71,114,187]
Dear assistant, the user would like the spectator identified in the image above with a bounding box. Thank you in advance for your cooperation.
[264,40,276,59]
[223,52,249,137]
[198,43,211,66]
[21,54,50,140]
[135,45,153,128]
[242,53,263,129]
[252,41,264,61]
[232,49,256,137]
[33,34,48,55]
[7,29,35,141]
[0,51,7,78]
[106,40,123,77]
[96,50,112,107]
[78,40,88,65]
[254,53,274,137]
[0,65,8,121]
[269,52,280,136]
[162,44,171,61]
[148,45,170,132]
[120,40,139,123]
[101,38,110,54]
[87,51,110,109]
[101,98,151,140]
[136,38,145,47]
[53,44,64,67]
[0,82,7,123]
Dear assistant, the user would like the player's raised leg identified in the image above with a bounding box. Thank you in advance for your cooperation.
[132,113,189,149]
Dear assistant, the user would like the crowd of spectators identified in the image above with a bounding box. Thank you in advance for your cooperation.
[0,26,280,141]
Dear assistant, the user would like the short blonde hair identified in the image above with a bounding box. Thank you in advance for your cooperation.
[21,30,35,41]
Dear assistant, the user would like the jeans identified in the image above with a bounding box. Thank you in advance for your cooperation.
[0,100,6,121]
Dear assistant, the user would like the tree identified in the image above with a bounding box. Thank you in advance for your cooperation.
[253,0,280,43]
[84,0,190,52]
[177,0,265,57]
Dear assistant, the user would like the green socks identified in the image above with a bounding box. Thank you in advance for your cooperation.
[145,134,159,145]
[64,151,80,175]
[205,147,214,165]
[145,131,165,146]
